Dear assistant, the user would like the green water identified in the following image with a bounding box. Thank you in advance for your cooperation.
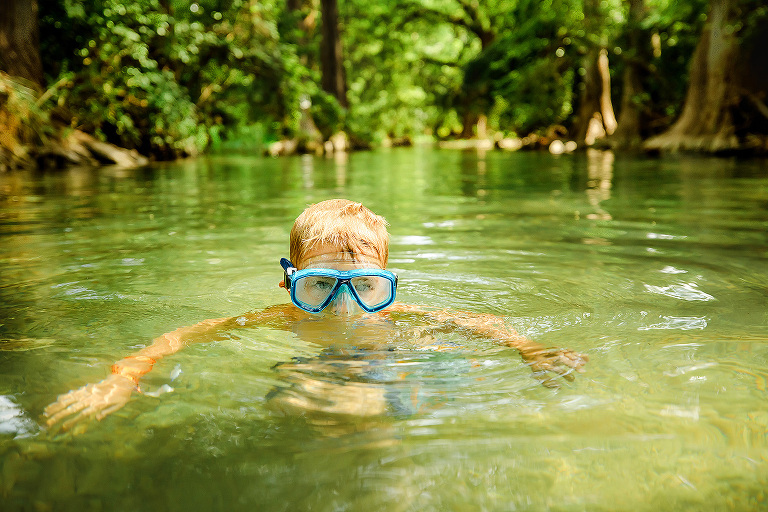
[1,148,767,511]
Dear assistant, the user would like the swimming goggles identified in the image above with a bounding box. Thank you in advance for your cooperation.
[280,258,398,313]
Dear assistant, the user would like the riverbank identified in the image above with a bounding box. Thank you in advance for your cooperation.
[3,68,766,173]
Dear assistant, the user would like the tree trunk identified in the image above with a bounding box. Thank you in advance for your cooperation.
[459,111,480,138]
[320,0,348,108]
[571,0,617,145]
[610,0,647,149]
[598,50,618,135]
[644,0,768,153]
[0,0,43,86]
[573,48,617,145]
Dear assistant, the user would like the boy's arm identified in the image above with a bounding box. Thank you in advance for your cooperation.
[387,303,588,387]
[43,306,291,431]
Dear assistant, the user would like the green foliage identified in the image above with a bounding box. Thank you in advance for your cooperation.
[342,2,444,141]
[33,0,721,156]
[340,0,590,137]
[39,0,295,158]
[0,73,56,158]
[43,1,194,155]
[459,0,582,134]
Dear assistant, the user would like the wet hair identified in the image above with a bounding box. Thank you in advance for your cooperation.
[290,199,389,268]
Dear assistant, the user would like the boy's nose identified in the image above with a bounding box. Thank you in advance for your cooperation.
[330,287,361,316]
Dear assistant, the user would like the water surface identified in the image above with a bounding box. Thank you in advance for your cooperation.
[1,148,767,511]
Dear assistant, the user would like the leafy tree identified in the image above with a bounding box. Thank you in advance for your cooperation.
[6,0,763,165]
[341,0,467,142]
[460,0,583,136]
[613,0,707,139]
[646,0,768,152]
[36,0,300,157]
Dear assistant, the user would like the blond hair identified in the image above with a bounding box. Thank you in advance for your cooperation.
[290,199,389,268]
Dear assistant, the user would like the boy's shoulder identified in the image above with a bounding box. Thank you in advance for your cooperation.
[233,303,306,328]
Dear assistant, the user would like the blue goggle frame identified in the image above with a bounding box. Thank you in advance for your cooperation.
[280,258,398,313]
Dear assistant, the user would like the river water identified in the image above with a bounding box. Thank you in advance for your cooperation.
[1,148,767,511]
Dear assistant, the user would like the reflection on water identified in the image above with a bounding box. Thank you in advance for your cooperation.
[585,148,614,221]
[1,148,768,511]
[266,346,465,422]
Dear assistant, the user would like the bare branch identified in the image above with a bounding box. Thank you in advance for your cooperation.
[745,91,768,120]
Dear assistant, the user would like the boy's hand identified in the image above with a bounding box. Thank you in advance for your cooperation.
[520,348,588,388]
[43,374,137,432]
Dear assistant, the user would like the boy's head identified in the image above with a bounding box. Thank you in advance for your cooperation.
[290,199,389,269]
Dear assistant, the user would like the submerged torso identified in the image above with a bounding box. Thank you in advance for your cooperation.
[242,303,469,421]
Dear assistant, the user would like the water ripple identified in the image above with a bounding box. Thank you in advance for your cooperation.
[644,283,715,301]
[0,396,38,438]
[638,316,708,331]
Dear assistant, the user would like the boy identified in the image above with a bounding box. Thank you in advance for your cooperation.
[44,199,587,429]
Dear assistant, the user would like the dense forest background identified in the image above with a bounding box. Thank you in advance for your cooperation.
[1,0,767,169]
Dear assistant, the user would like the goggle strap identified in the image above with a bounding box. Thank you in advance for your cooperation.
[280,258,296,290]
[280,258,294,271]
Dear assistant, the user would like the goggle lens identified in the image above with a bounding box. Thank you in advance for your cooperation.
[294,276,337,308]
